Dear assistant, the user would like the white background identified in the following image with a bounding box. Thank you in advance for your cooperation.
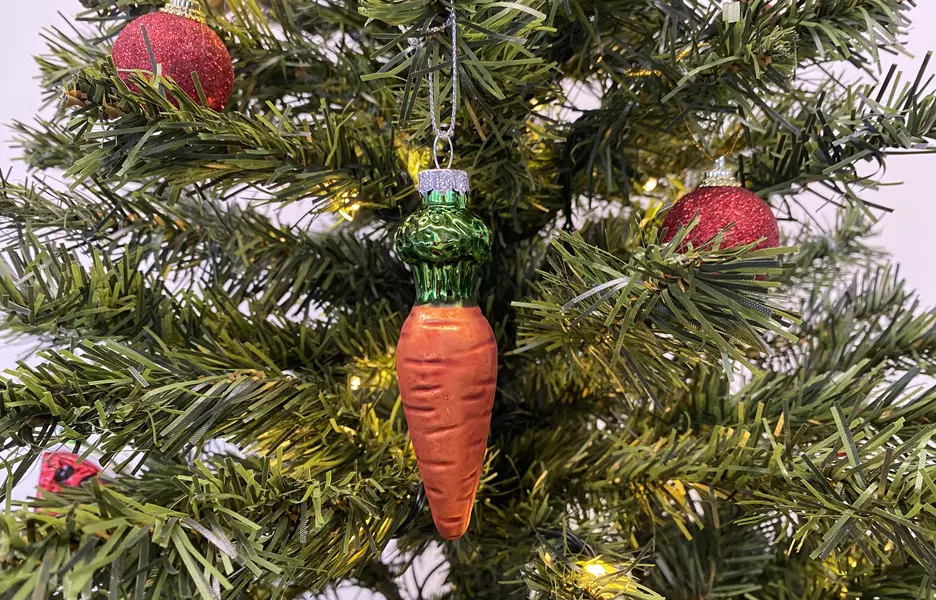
[0,2,934,598]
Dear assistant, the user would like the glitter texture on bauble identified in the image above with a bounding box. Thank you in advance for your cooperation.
[661,159,779,251]
[111,10,234,112]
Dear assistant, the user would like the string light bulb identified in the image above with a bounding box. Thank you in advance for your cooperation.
[339,201,361,222]
[579,559,637,596]
[643,177,658,192]
[584,562,613,577]
[334,189,362,222]
[350,376,362,391]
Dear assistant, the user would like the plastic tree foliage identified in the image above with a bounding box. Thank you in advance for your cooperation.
[2,1,936,598]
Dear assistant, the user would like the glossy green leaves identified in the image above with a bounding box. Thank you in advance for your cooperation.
[395,190,491,304]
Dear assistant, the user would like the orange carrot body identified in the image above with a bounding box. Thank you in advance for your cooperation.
[396,304,498,539]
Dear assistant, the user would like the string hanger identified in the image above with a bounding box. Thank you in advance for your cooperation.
[685,120,744,163]
[427,10,458,169]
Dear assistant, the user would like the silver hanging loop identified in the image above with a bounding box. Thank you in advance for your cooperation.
[433,135,454,169]
[428,10,458,154]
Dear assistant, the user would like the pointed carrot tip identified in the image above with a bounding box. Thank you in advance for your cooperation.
[437,521,469,540]
[433,512,471,540]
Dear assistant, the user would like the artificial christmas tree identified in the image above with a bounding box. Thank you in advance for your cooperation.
[2,1,936,599]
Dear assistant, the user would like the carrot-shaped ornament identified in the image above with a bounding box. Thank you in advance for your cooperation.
[395,168,497,540]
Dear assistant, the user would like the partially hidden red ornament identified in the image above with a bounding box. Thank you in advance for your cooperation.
[662,157,780,251]
[38,452,101,495]
[111,0,234,112]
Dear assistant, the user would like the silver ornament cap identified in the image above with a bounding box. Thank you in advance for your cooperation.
[161,0,207,23]
[417,169,470,196]
[700,157,741,188]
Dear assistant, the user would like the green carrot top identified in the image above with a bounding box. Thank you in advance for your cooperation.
[395,169,491,305]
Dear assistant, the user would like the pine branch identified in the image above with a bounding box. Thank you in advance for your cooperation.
[1,450,414,598]
[29,63,404,207]
[0,320,417,597]
[440,374,936,597]
[546,1,932,211]
[500,394,936,570]
[0,179,416,314]
[0,231,197,349]
[513,230,799,401]
[782,265,936,376]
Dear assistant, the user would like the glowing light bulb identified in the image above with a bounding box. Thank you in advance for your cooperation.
[339,205,360,222]
[336,191,361,221]
[643,177,658,192]
[350,376,362,391]
[584,563,611,577]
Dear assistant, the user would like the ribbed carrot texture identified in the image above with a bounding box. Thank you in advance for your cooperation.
[396,304,498,540]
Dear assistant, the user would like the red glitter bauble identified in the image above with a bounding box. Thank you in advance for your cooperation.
[111,11,234,111]
[662,185,780,250]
